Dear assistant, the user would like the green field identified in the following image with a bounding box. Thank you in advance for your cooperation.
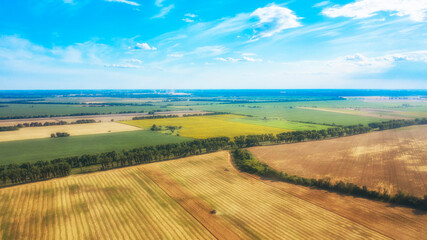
[0,104,173,118]
[181,102,385,126]
[0,130,189,165]
[121,114,289,139]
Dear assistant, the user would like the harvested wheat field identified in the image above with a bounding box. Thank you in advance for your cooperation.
[0,167,215,240]
[3,152,425,239]
[0,122,140,142]
[141,151,408,239]
[249,125,427,197]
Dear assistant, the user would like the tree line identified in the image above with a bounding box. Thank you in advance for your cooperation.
[368,118,427,130]
[0,161,71,185]
[132,112,231,120]
[0,111,146,120]
[232,149,427,211]
[0,119,97,132]
[0,118,425,190]
[51,132,70,138]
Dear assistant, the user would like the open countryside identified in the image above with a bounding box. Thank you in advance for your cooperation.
[121,114,289,139]
[249,125,427,197]
[3,151,425,240]
[0,122,140,142]
[2,0,427,236]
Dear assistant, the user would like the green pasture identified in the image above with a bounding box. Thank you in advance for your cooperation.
[0,130,189,165]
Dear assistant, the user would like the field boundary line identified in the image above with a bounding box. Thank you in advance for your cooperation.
[139,166,243,240]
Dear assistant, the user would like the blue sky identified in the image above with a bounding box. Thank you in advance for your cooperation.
[0,0,426,89]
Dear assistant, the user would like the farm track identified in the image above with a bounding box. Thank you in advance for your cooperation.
[249,125,427,197]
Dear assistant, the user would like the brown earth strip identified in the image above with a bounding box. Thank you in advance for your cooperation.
[297,106,413,120]
[249,125,427,197]
[242,172,427,239]
[140,166,243,240]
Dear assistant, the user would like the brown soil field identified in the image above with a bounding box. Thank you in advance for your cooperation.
[143,152,395,239]
[249,125,427,197]
[0,122,140,142]
[3,151,425,239]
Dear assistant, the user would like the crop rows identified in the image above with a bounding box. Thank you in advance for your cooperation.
[145,151,389,239]
[0,167,214,240]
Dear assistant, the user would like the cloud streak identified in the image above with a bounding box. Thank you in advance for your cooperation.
[105,0,140,6]
[322,0,427,22]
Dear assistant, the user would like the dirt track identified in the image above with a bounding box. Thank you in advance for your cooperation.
[249,125,427,197]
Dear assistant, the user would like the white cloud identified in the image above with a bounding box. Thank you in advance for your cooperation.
[152,4,174,18]
[104,63,140,68]
[52,46,83,63]
[185,13,197,18]
[105,0,140,6]
[215,54,262,62]
[193,46,227,56]
[242,56,262,62]
[134,43,157,50]
[125,58,143,63]
[322,0,427,22]
[313,1,330,8]
[182,18,194,23]
[250,4,302,40]
[155,0,164,7]
[168,53,184,57]
[322,51,427,73]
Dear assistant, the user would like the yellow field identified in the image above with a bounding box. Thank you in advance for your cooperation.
[120,114,287,139]
[0,166,214,240]
[3,151,424,239]
[0,122,140,142]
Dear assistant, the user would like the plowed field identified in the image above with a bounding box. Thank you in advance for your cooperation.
[249,125,427,197]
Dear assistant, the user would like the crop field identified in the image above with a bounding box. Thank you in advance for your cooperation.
[0,122,140,142]
[181,102,385,126]
[249,125,427,197]
[121,114,288,139]
[0,104,171,118]
[297,107,426,120]
[3,151,425,239]
[0,131,189,165]
[227,117,329,130]
[0,167,214,240]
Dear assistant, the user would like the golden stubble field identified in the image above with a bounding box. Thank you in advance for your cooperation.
[249,125,427,197]
[1,151,425,239]
[0,122,140,142]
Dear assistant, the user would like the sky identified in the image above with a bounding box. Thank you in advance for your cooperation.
[0,0,426,89]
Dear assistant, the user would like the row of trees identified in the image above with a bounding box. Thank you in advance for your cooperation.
[1,118,425,188]
[0,119,97,132]
[53,137,231,170]
[133,115,179,120]
[51,132,70,138]
[232,149,427,211]
[132,111,231,120]
[368,118,427,130]
[0,161,71,184]
[0,126,19,132]
[0,110,146,120]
